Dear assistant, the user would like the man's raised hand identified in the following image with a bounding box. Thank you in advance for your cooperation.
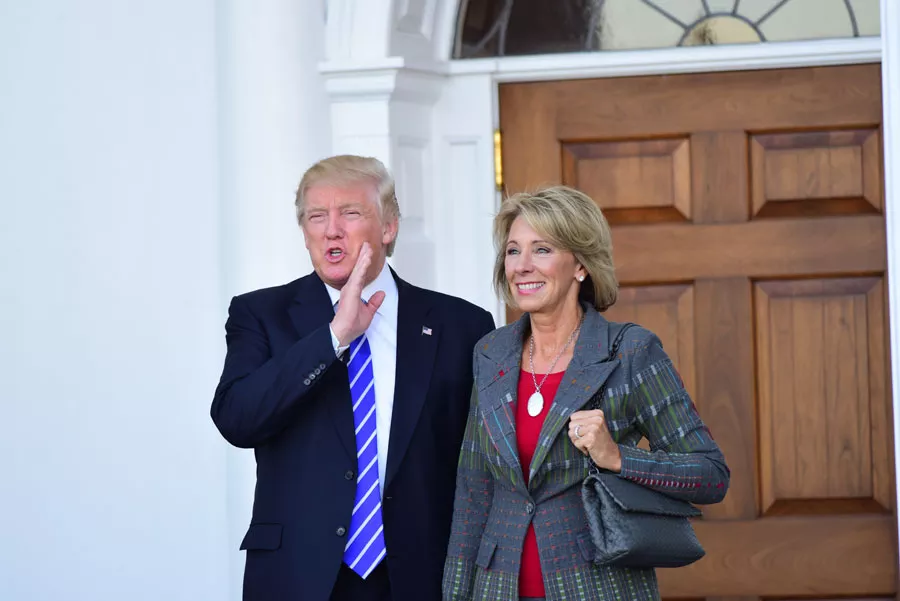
[330,242,385,346]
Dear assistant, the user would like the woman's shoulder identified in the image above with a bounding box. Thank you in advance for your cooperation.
[600,317,664,362]
[599,319,683,392]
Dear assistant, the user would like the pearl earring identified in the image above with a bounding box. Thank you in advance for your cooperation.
[577,275,585,282]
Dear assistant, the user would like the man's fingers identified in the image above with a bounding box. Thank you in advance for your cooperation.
[363,291,386,319]
[366,290,386,311]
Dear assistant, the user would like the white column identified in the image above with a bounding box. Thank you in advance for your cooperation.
[879,0,900,558]
[216,2,331,598]
[321,63,444,289]
[432,71,505,322]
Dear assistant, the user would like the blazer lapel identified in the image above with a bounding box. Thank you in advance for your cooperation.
[527,307,618,490]
[384,274,438,491]
[474,315,529,492]
[287,273,357,461]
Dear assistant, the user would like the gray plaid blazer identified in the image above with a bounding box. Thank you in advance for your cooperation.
[442,305,730,601]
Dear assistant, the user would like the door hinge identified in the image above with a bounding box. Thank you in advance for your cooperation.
[493,129,504,191]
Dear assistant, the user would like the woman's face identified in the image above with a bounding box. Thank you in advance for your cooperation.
[504,216,585,315]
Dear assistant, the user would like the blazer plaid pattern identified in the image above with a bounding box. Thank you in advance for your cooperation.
[442,306,730,601]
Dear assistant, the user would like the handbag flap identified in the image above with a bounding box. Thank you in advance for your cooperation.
[595,472,702,518]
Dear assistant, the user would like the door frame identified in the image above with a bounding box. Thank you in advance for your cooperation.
[321,0,900,564]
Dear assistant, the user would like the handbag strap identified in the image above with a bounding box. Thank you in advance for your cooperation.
[606,322,635,362]
[586,321,637,476]
[588,321,635,411]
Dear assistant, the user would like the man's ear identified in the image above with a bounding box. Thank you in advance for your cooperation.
[382,216,399,246]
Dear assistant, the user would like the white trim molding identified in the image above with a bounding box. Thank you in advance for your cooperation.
[320,56,444,291]
[879,0,900,553]
[449,36,881,81]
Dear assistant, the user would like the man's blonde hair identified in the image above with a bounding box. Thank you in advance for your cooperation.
[295,155,402,256]
[493,185,618,311]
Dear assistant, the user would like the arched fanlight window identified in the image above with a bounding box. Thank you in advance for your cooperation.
[453,0,880,59]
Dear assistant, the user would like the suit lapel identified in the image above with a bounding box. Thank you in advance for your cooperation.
[527,308,617,490]
[287,273,357,461]
[474,316,528,492]
[384,274,437,491]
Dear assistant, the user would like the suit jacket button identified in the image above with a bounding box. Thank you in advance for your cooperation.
[319,363,326,370]
[309,373,316,380]
[525,502,535,514]
[345,470,355,480]
[303,379,310,386]
[314,368,321,375]
[336,527,347,537]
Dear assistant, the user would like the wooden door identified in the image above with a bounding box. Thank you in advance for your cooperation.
[500,64,897,600]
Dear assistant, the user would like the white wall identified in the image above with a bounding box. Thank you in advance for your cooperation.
[218,0,328,296]
[217,0,330,596]
[0,1,329,600]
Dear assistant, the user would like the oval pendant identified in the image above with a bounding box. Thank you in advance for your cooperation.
[527,391,544,417]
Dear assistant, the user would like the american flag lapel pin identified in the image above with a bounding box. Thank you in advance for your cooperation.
[422,326,432,336]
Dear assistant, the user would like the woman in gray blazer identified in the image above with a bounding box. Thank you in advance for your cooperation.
[442,185,730,601]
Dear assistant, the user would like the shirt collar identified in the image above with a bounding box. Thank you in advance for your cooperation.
[324,260,398,316]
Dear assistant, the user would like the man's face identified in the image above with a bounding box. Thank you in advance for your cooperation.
[301,183,398,290]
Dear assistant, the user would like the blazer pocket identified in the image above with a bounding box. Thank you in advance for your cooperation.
[475,537,498,569]
[577,531,596,563]
[239,523,283,551]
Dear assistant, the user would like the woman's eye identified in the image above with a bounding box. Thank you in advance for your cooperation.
[536,247,551,254]
[506,248,519,256]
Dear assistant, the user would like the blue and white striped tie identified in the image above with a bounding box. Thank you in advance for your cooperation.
[342,334,387,578]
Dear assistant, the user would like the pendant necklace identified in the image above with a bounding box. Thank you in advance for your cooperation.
[527,315,584,417]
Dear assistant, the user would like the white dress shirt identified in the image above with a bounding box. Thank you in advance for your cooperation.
[325,262,398,496]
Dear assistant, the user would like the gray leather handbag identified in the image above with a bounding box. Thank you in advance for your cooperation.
[581,323,705,568]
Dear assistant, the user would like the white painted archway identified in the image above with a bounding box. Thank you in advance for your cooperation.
[322,0,900,570]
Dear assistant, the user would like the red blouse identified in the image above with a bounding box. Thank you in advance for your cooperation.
[515,369,565,599]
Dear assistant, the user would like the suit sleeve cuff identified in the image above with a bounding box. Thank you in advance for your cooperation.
[616,444,647,481]
[329,325,350,357]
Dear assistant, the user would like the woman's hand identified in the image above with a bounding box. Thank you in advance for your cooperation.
[568,409,622,472]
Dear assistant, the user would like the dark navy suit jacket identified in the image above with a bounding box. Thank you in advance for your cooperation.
[211,270,495,601]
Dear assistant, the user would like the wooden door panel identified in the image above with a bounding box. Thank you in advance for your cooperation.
[693,278,758,522]
[500,64,897,600]
[750,128,882,217]
[610,216,885,282]
[547,66,882,139]
[756,277,894,514]
[657,515,896,597]
[602,284,696,399]
[561,137,692,224]
[755,278,888,512]
[691,131,748,223]
[770,598,894,601]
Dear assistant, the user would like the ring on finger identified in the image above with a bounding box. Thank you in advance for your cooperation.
[574,424,582,439]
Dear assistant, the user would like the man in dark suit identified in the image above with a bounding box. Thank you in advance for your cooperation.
[211,155,495,601]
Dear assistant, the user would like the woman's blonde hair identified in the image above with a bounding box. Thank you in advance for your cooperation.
[493,185,618,311]
[295,155,402,256]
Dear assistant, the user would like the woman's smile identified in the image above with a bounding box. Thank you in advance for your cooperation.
[515,281,545,295]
